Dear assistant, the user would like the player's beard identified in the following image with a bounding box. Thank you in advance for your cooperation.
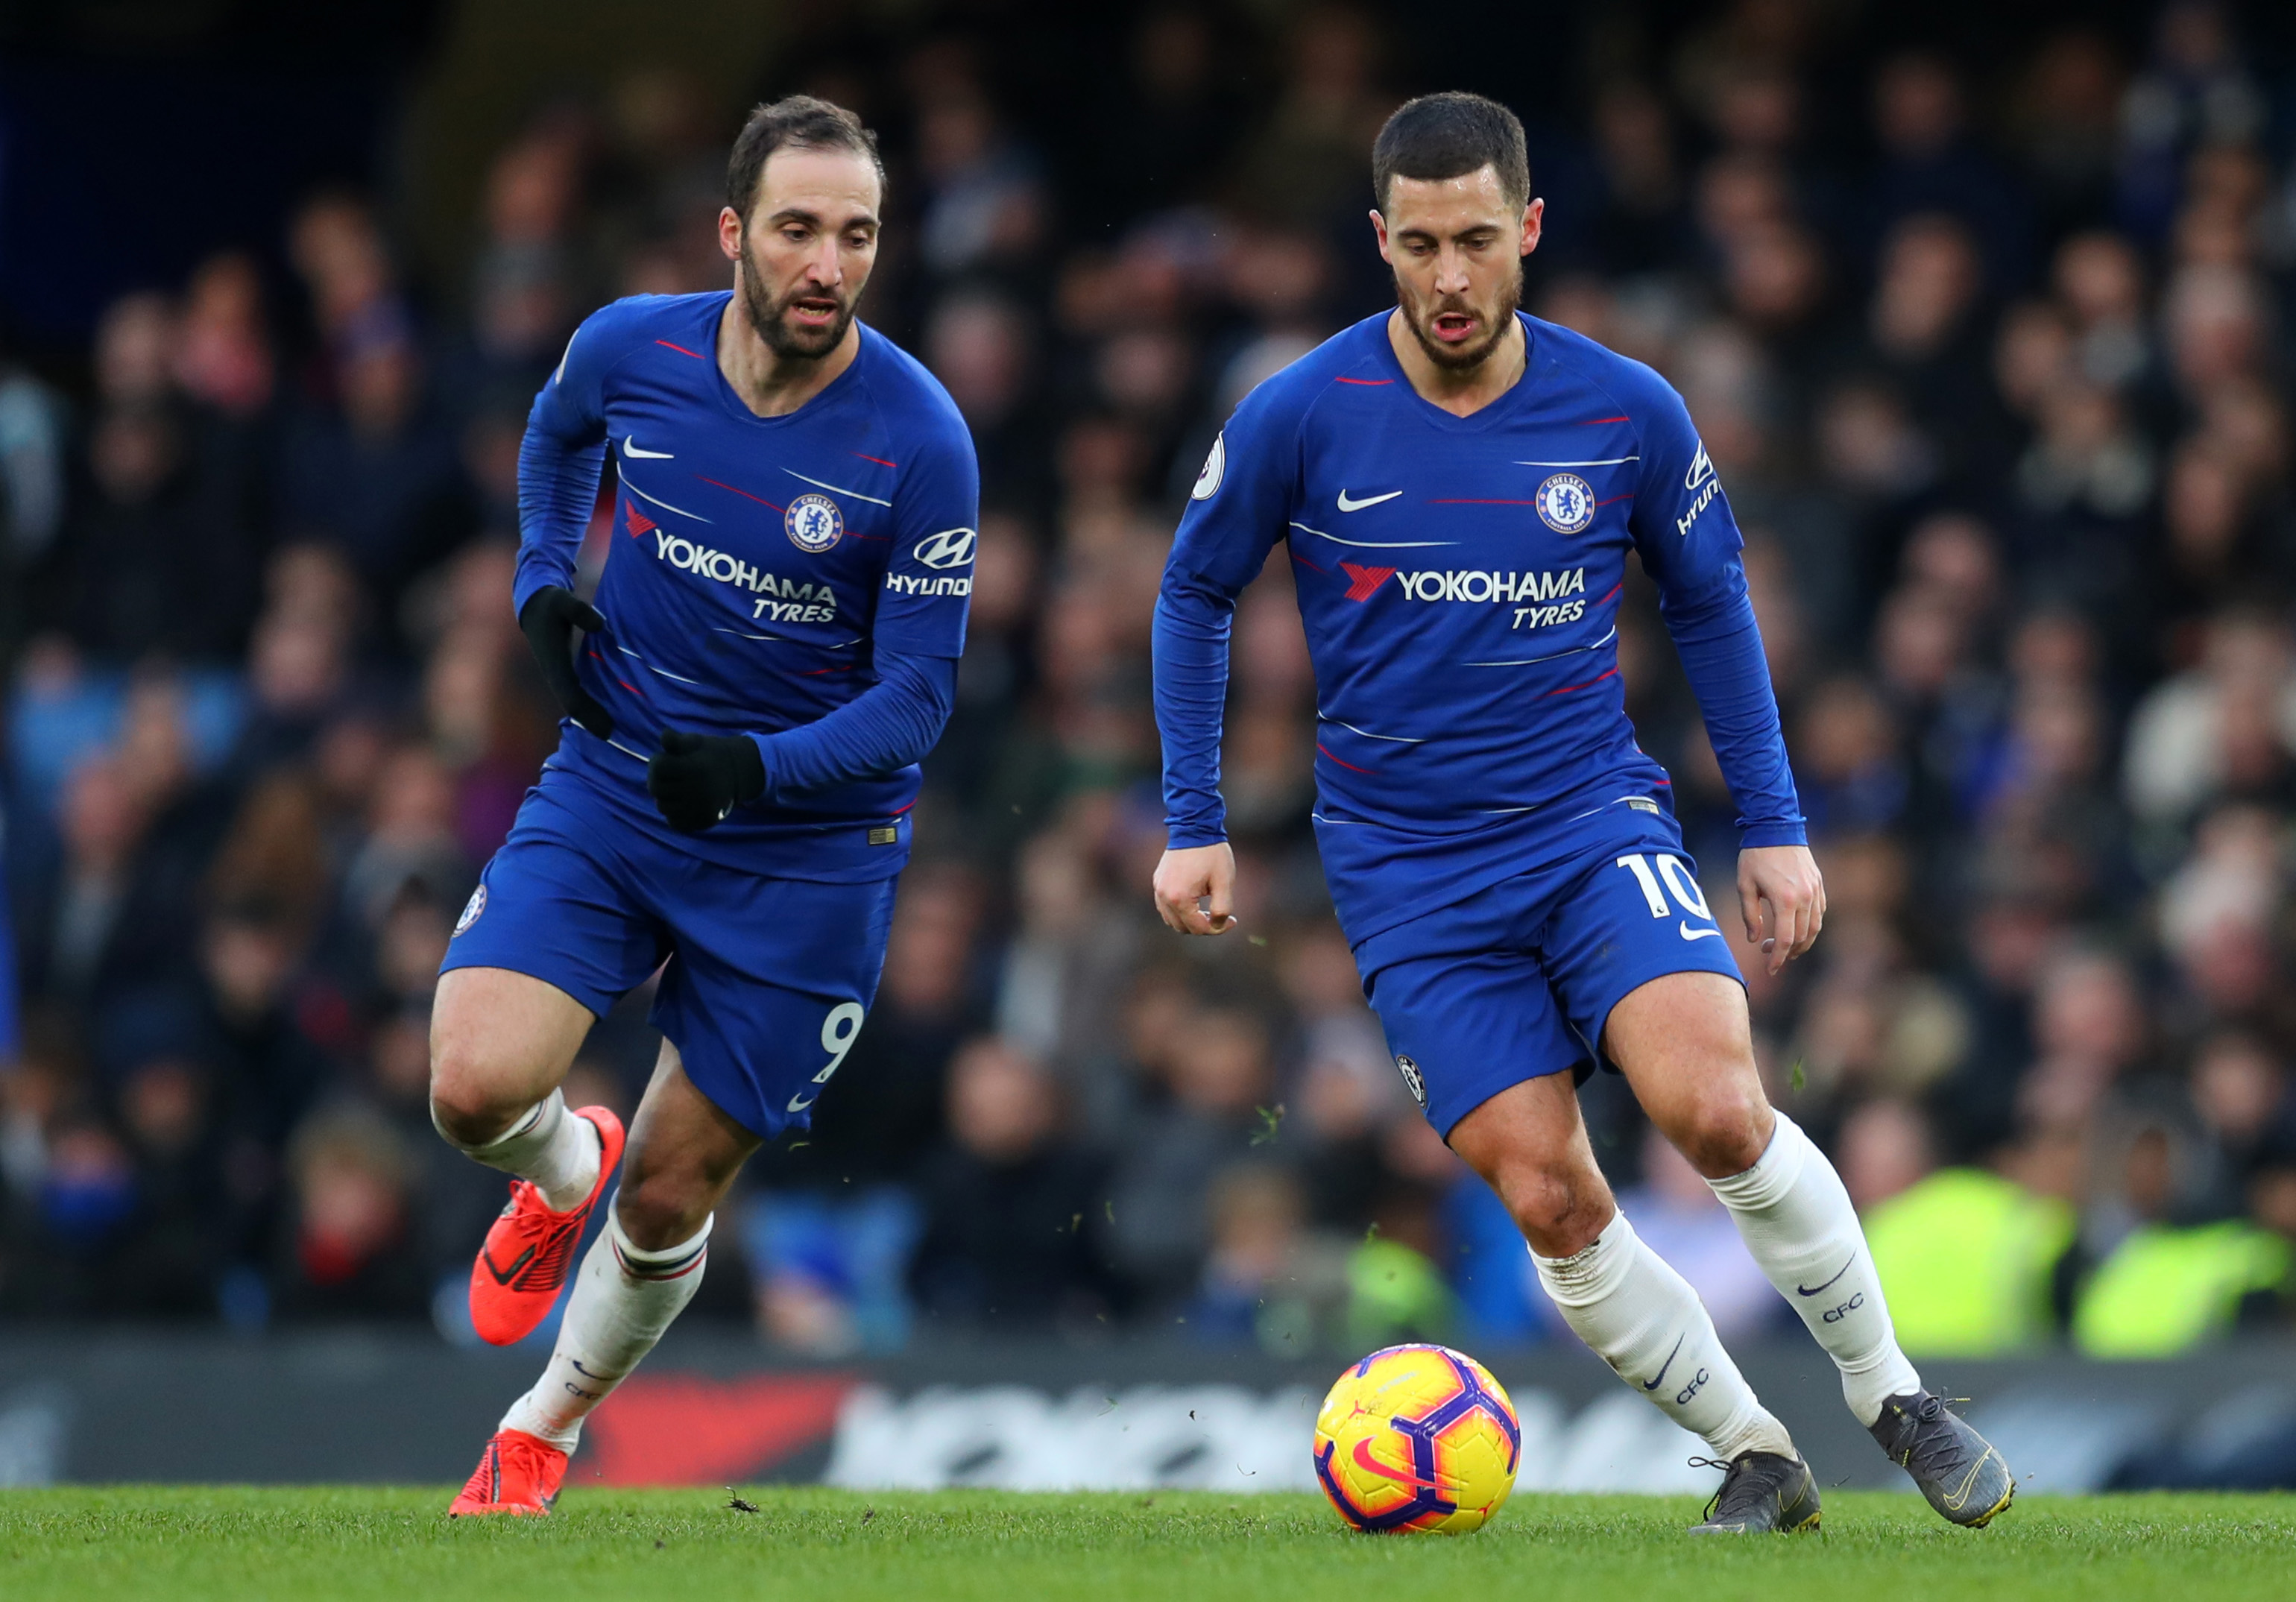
[1395,259,1523,373]
[737,244,859,361]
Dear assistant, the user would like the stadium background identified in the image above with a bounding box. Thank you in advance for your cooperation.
[4,0,2296,1489]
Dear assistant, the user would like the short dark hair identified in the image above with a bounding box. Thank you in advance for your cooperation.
[725,95,886,223]
[1372,92,1530,213]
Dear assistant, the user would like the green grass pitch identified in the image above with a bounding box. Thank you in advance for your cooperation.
[1,1487,2289,1601]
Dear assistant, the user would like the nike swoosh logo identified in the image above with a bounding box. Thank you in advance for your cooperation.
[1680,921,1723,941]
[1795,1256,1855,1297]
[623,437,674,458]
[1350,1437,1443,1489]
[481,1243,538,1285]
[786,1093,819,1114]
[1940,1447,2003,1511]
[1642,1333,1684,1391]
[1336,488,1402,511]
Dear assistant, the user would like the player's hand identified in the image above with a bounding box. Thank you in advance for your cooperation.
[519,585,615,739]
[647,730,767,833]
[1153,842,1238,936]
[1737,844,1825,976]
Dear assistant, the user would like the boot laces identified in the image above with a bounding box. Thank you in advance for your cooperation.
[1690,1453,1787,1524]
[1892,1392,1967,1480]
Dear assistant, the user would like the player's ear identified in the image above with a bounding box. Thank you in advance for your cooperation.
[1370,207,1392,264]
[717,206,745,262]
[1520,198,1545,259]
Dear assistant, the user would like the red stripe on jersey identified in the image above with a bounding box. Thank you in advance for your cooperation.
[1316,743,1375,773]
[1428,498,1536,505]
[1333,376,1391,385]
[1541,666,1620,698]
[694,475,783,511]
[851,452,896,467]
[889,800,916,816]
[1579,414,1630,424]
[654,339,705,359]
[1594,494,1635,507]
[589,649,643,696]
[1595,580,1625,604]
[1290,548,1327,573]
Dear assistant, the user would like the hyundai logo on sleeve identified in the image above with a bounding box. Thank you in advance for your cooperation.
[912,527,979,570]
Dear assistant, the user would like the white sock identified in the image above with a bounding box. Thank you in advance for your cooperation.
[1707,1111,1921,1426]
[1533,1210,1795,1462]
[440,1090,600,1212]
[499,1205,712,1451]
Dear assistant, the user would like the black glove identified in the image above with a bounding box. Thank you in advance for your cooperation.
[646,730,767,833]
[519,586,614,739]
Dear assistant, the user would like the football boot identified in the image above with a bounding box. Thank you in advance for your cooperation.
[1869,1389,2015,1527]
[1687,1449,1823,1535]
[447,1428,567,1517]
[469,1106,623,1346]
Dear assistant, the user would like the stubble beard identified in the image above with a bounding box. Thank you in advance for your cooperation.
[1397,262,1523,373]
[738,245,857,362]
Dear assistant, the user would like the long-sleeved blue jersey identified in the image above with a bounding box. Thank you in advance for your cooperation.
[517,292,977,877]
[1154,312,1805,942]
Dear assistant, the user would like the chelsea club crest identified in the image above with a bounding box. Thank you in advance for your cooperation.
[785,493,844,552]
[452,883,487,936]
[1535,473,1596,534]
[1395,1054,1428,1109]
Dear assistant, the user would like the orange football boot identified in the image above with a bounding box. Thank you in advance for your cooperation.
[447,1428,567,1516]
[469,1106,624,1346]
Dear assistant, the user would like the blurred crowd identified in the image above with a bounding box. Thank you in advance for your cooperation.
[4,1,2296,1368]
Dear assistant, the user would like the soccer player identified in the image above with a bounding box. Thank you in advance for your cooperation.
[1152,93,2012,1533]
[429,96,977,1516]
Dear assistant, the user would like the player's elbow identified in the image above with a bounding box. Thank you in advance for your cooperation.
[883,653,958,747]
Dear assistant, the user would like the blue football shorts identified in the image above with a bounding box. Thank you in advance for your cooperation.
[440,771,897,1140]
[1350,800,1745,1139]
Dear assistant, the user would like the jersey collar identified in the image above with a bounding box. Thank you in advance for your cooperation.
[1368,310,1542,434]
[705,294,873,429]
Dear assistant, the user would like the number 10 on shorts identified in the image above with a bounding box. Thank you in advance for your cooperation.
[1615,852,1718,933]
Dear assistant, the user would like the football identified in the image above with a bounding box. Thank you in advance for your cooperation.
[1313,1343,1522,1533]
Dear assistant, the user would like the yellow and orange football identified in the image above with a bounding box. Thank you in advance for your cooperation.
[1313,1343,1521,1533]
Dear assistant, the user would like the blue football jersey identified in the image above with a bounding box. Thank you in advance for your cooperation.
[515,292,977,877]
[1155,311,1804,941]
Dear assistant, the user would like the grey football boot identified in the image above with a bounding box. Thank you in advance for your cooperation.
[1869,1389,2016,1527]
[1686,1450,1823,1535]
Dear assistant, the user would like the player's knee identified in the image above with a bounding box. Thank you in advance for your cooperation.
[614,1168,711,1252]
[426,1039,525,1149]
[1494,1159,1609,1256]
[1666,1080,1771,1179]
